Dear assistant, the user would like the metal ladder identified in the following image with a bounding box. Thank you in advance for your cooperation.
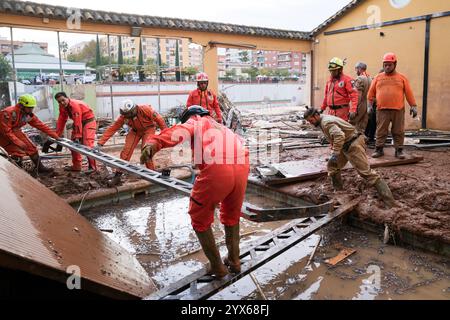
[50,138,330,219]
[145,197,359,300]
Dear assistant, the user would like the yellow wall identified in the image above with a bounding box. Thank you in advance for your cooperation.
[313,0,450,130]
[427,16,450,130]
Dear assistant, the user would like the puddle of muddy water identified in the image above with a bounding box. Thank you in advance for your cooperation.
[83,190,288,288]
[84,191,449,300]
[211,225,450,300]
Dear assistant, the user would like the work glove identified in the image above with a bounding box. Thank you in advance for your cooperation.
[349,112,357,121]
[140,144,157,164]
[93,144,103,153]
[319,135,328,145]
[328,153,339,167]
[319,109,324,114]
[410,106,418,118]
[72,138,81,144]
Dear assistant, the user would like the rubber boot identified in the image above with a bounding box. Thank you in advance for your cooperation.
[224,224,241,273]
[372,147,384,158]
[395,148,405,159]
[195,228,229,279]
[330,173,343,191]
[107,172,122,187]
[30,153,53,173]
[374,179,395,208]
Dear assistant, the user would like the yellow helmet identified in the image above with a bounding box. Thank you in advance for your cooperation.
[18,94,37,108]
[328,57,344,71]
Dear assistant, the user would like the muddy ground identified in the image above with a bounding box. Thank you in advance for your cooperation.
[275,147,450,244]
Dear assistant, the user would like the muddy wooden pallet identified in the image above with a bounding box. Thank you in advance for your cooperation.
[145,197,360,300]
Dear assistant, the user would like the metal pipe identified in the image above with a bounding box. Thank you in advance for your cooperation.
[107,35,116,144]
[9,27,17,104]
[57,31,64,91]
[422,17,431,129]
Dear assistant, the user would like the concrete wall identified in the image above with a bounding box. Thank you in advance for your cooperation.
[312,0,450,130]
[95,82,305,117]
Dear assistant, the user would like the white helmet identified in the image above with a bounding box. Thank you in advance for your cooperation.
[120,99,136,115]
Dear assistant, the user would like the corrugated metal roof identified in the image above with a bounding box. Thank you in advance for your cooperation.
[0,0,311,40]
[311,0,366,36]
[0,157,157,299]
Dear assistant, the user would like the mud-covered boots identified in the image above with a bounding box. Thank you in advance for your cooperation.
[395,148,406,159]
[372,147,384,158]
[330,173,344,191]
[374,178,395,208]
[224,224,241,274]
[30,153,53,173]
[196,228,229,279]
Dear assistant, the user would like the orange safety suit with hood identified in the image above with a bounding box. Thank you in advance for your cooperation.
[143,115,249,232]
[321,73,359,121]
[186,89,222,123]
[56,99,97,171]
[0,104,59,157]
[98,104,167,169]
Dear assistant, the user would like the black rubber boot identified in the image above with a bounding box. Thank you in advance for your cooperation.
[30,153,53,173]
[371,147,384,158]
[395,148,406,159]
[224,224,241,273]
[195,228,229,279]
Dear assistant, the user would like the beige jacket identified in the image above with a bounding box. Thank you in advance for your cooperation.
[319,114,357,154]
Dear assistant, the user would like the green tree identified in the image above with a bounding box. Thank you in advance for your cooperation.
[143,58,157,77]
[182,66,198,78]
[60,41,68,60]
[175,40,181,81]
[239,50,250,63]
[0,55,12,81]
[118,36,124,81]
[243,67,259,80]
[138,38,145,82]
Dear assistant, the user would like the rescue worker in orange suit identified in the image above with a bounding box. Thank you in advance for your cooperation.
[321,57,359,122]
[95,100,167,186]
[141,106,249,278]
[0,94,59,173]
[186,72,223,123]
[368,53,418,159]
[55,92,97,173]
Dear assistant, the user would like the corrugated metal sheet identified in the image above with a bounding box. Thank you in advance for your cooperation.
[0,157,156,299]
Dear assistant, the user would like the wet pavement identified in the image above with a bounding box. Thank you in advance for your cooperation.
[84,190,450,300]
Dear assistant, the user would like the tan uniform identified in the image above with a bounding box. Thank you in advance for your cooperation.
[319,114,380,186]
[350,75,371,133]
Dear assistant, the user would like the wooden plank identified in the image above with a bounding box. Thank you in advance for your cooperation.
[0,157,156,299]
[325,248,357,266]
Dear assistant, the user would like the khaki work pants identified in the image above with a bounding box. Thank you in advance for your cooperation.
[376,108,405,148]
[327,135,380,186]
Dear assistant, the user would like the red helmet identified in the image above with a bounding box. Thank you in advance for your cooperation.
[383,52,397,63]
[196,72,209,82]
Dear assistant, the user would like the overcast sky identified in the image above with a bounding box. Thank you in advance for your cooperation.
[0,0,351,56]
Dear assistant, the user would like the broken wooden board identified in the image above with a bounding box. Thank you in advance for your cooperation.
[325,248,357,266]
[0,157,157,299]
[261,148,424,185]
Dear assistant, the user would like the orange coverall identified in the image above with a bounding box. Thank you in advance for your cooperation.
[56,99,97,171]
[98,105,167,169]
[144,115,249,232]
[0,105,59,157]
[321,73,359,121]
[186,89,222,123]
